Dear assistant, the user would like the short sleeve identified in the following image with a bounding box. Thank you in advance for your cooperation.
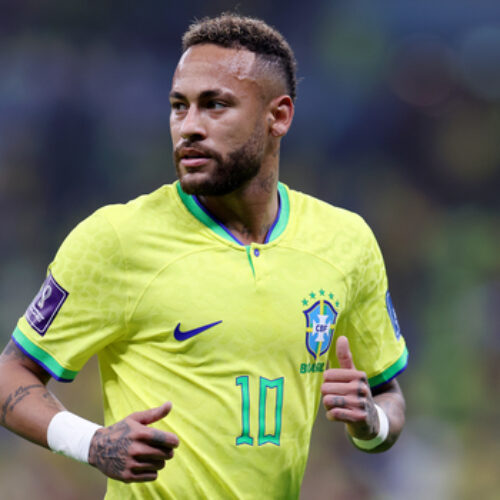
[12,210,129,381]
[330,220,408,388]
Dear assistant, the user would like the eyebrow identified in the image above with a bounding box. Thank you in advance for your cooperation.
[169,89,233,100]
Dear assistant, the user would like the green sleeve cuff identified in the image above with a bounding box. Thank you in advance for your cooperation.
[368,347,408,388]
[12,326,78,382]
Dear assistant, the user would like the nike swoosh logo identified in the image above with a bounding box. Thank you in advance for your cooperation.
[173,320,223,341]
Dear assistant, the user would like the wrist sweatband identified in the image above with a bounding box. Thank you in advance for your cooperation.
[47,411,102,463]
[351,404,389,450]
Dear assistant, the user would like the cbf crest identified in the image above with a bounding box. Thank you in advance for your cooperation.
[302,291,338,359]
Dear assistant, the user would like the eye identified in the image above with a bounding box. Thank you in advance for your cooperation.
[206,100,227,110]
[171,101,187,111]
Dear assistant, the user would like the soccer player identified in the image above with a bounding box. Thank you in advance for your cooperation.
[0,13,408,499]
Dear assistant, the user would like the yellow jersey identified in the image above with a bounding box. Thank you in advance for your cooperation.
[13,182,408,499]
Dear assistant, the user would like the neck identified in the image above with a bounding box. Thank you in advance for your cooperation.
[197,169,279,245]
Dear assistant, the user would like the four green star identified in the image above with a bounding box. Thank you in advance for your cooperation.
[302,291,340,307]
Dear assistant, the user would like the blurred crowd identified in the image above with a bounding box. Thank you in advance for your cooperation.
[1,1,499,499]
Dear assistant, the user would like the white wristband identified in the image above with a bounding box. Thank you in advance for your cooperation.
[351,404,389,451]
[47,411,102,463]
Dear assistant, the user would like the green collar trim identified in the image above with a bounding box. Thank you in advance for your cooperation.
[271,183,290,242]
[176,181,290,245]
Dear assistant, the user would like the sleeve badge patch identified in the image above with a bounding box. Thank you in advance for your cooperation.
[25,273,69,336]
[386,291,401,340]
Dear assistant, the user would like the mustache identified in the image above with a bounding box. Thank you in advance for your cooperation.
[174,142,220,163]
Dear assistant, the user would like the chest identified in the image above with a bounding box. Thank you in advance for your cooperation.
[126,244,349,367]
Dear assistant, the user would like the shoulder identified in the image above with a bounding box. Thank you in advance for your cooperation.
[286,185,373,243]
[53,184,178,263]
[68,183,184,245]
[282,185,381,279]
[95,184,177,231]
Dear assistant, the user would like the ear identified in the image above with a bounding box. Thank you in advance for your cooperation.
[268,95,294,138]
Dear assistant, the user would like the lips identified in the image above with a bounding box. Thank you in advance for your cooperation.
[181,156,210,167]
[177,146,212,168]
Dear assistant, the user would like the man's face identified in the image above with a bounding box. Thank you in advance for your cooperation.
[169,44,269,196]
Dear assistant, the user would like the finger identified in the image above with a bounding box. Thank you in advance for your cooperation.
[133,426,179,452]
[131,458,168,472]
[321,381,360,396]
[130,442,177,460]
[322,376,370,396]
[323,368,367,383]
[336,336,355,370]
[131,401,173,425]
[134,450,175,462]
[322,394,367,411]
[321,382,345,396]
[147,427,179,449]
[326,407,366,423]
[124,471,160,483]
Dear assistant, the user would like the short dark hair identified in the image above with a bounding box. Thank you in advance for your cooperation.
[182,13,297,101]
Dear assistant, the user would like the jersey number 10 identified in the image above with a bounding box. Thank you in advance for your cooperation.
[235,376,284,446]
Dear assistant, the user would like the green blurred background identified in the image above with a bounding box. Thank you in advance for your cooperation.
[1,1,499,499]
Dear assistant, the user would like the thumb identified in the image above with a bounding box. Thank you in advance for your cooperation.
[131,401,173,425]
[336,336,355,369]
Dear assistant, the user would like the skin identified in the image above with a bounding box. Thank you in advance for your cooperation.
[321,336,406,452]
[171,45,406,450]
[0,340,63,441]
[170,44,294,244]
[0,340,178,481]
[0,42,406,486]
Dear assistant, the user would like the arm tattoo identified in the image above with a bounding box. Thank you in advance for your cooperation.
[1,384,45,425]
[90,421,132,476]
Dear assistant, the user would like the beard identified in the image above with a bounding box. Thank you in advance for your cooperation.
[174,127,265,196]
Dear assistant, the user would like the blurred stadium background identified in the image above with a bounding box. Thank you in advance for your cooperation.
[1,1,499,499]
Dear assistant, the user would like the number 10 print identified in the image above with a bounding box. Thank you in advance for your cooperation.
[235,376,284,446]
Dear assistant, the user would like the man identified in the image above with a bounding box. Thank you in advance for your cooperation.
[0,13,408,499]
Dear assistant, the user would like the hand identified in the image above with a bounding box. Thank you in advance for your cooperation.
[321,336,379,440]
[88,401,179,483]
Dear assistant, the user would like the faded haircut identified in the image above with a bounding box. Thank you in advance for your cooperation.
[182,13,297,101]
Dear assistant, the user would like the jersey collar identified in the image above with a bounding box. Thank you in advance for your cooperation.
[176,181,290,245]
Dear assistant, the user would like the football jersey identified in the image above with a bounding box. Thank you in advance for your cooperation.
[13,182,408,499]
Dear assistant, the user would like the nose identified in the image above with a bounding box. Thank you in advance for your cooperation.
[179,105,206,141]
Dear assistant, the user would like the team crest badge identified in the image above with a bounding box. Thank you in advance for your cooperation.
[303,296,338,359]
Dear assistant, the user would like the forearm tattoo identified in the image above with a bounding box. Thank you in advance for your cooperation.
[1,384,44,425]
[90,421,132,476]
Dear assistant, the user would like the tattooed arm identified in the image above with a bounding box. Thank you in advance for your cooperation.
[0,339,65,446]
[0,340,179,482]
[321,336,406,453]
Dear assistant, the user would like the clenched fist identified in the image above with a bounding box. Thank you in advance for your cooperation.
[321,336,379,440]
[89,401,179,483]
